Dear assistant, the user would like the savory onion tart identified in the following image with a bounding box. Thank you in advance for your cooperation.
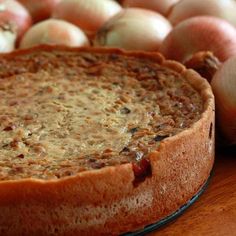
[0,46,214,235]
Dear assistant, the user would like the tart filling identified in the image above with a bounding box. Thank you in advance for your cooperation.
[0,50,203,180]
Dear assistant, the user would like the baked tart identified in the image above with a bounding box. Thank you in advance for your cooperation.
[0,46,214,235]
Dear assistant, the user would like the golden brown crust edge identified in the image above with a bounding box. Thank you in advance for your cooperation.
[0,46,215,236]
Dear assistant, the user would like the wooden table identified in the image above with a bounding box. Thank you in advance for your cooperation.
[150,147,236,236]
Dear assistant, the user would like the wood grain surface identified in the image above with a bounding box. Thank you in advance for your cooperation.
[150,147,236,236]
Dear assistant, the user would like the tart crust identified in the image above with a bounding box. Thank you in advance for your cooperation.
[0,46,215,236]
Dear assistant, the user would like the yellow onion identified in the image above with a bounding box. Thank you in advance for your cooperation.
[122,0,180,16]
[94,8,172,51]
[160,16,236,63]
[184,51,221,82]
[52,0,122,38]
[0,0,32,40]
[168,0,236,26]
[211,56,236,145]
[17,0,61,23]
[19,19,89,49]
[0,27,16,52]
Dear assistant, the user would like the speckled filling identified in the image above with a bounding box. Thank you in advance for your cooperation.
[0,51,203,180]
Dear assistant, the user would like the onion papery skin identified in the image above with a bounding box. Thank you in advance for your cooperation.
[17,0,61,23]
[94,8,172,51]
[52,0,122,38]
[122,0,180,16]
[19,19,89,49]
[168,0,236,26]
[0,0,32,40]
[0,28,16,52]
[211,57,236,145]
[160,16,236,63]
[184,51,221,83]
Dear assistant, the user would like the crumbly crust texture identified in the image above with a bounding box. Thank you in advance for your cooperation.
[0,46,215,236]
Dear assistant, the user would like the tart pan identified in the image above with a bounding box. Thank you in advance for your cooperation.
[123,173,212,236]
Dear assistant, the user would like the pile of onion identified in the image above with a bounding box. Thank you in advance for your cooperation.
[52,0,122,38]
[160,16,236,63]
[168,0,236,26]
[17,0,61,23]
[94,8,172,51]
[19,19,89,49]
[211,57,236,145]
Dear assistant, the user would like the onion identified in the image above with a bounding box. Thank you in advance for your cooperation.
[19,19,90,49]
[94,8,172,51]
[211,56,236,145]
[160,16,236,63]
[0,0,32,40]
[52,0,122,38]
[122,0,180,16]
[0,27,16,52]
[17,0,61,23]
[168,0,236,26]
[184,51,221,82]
